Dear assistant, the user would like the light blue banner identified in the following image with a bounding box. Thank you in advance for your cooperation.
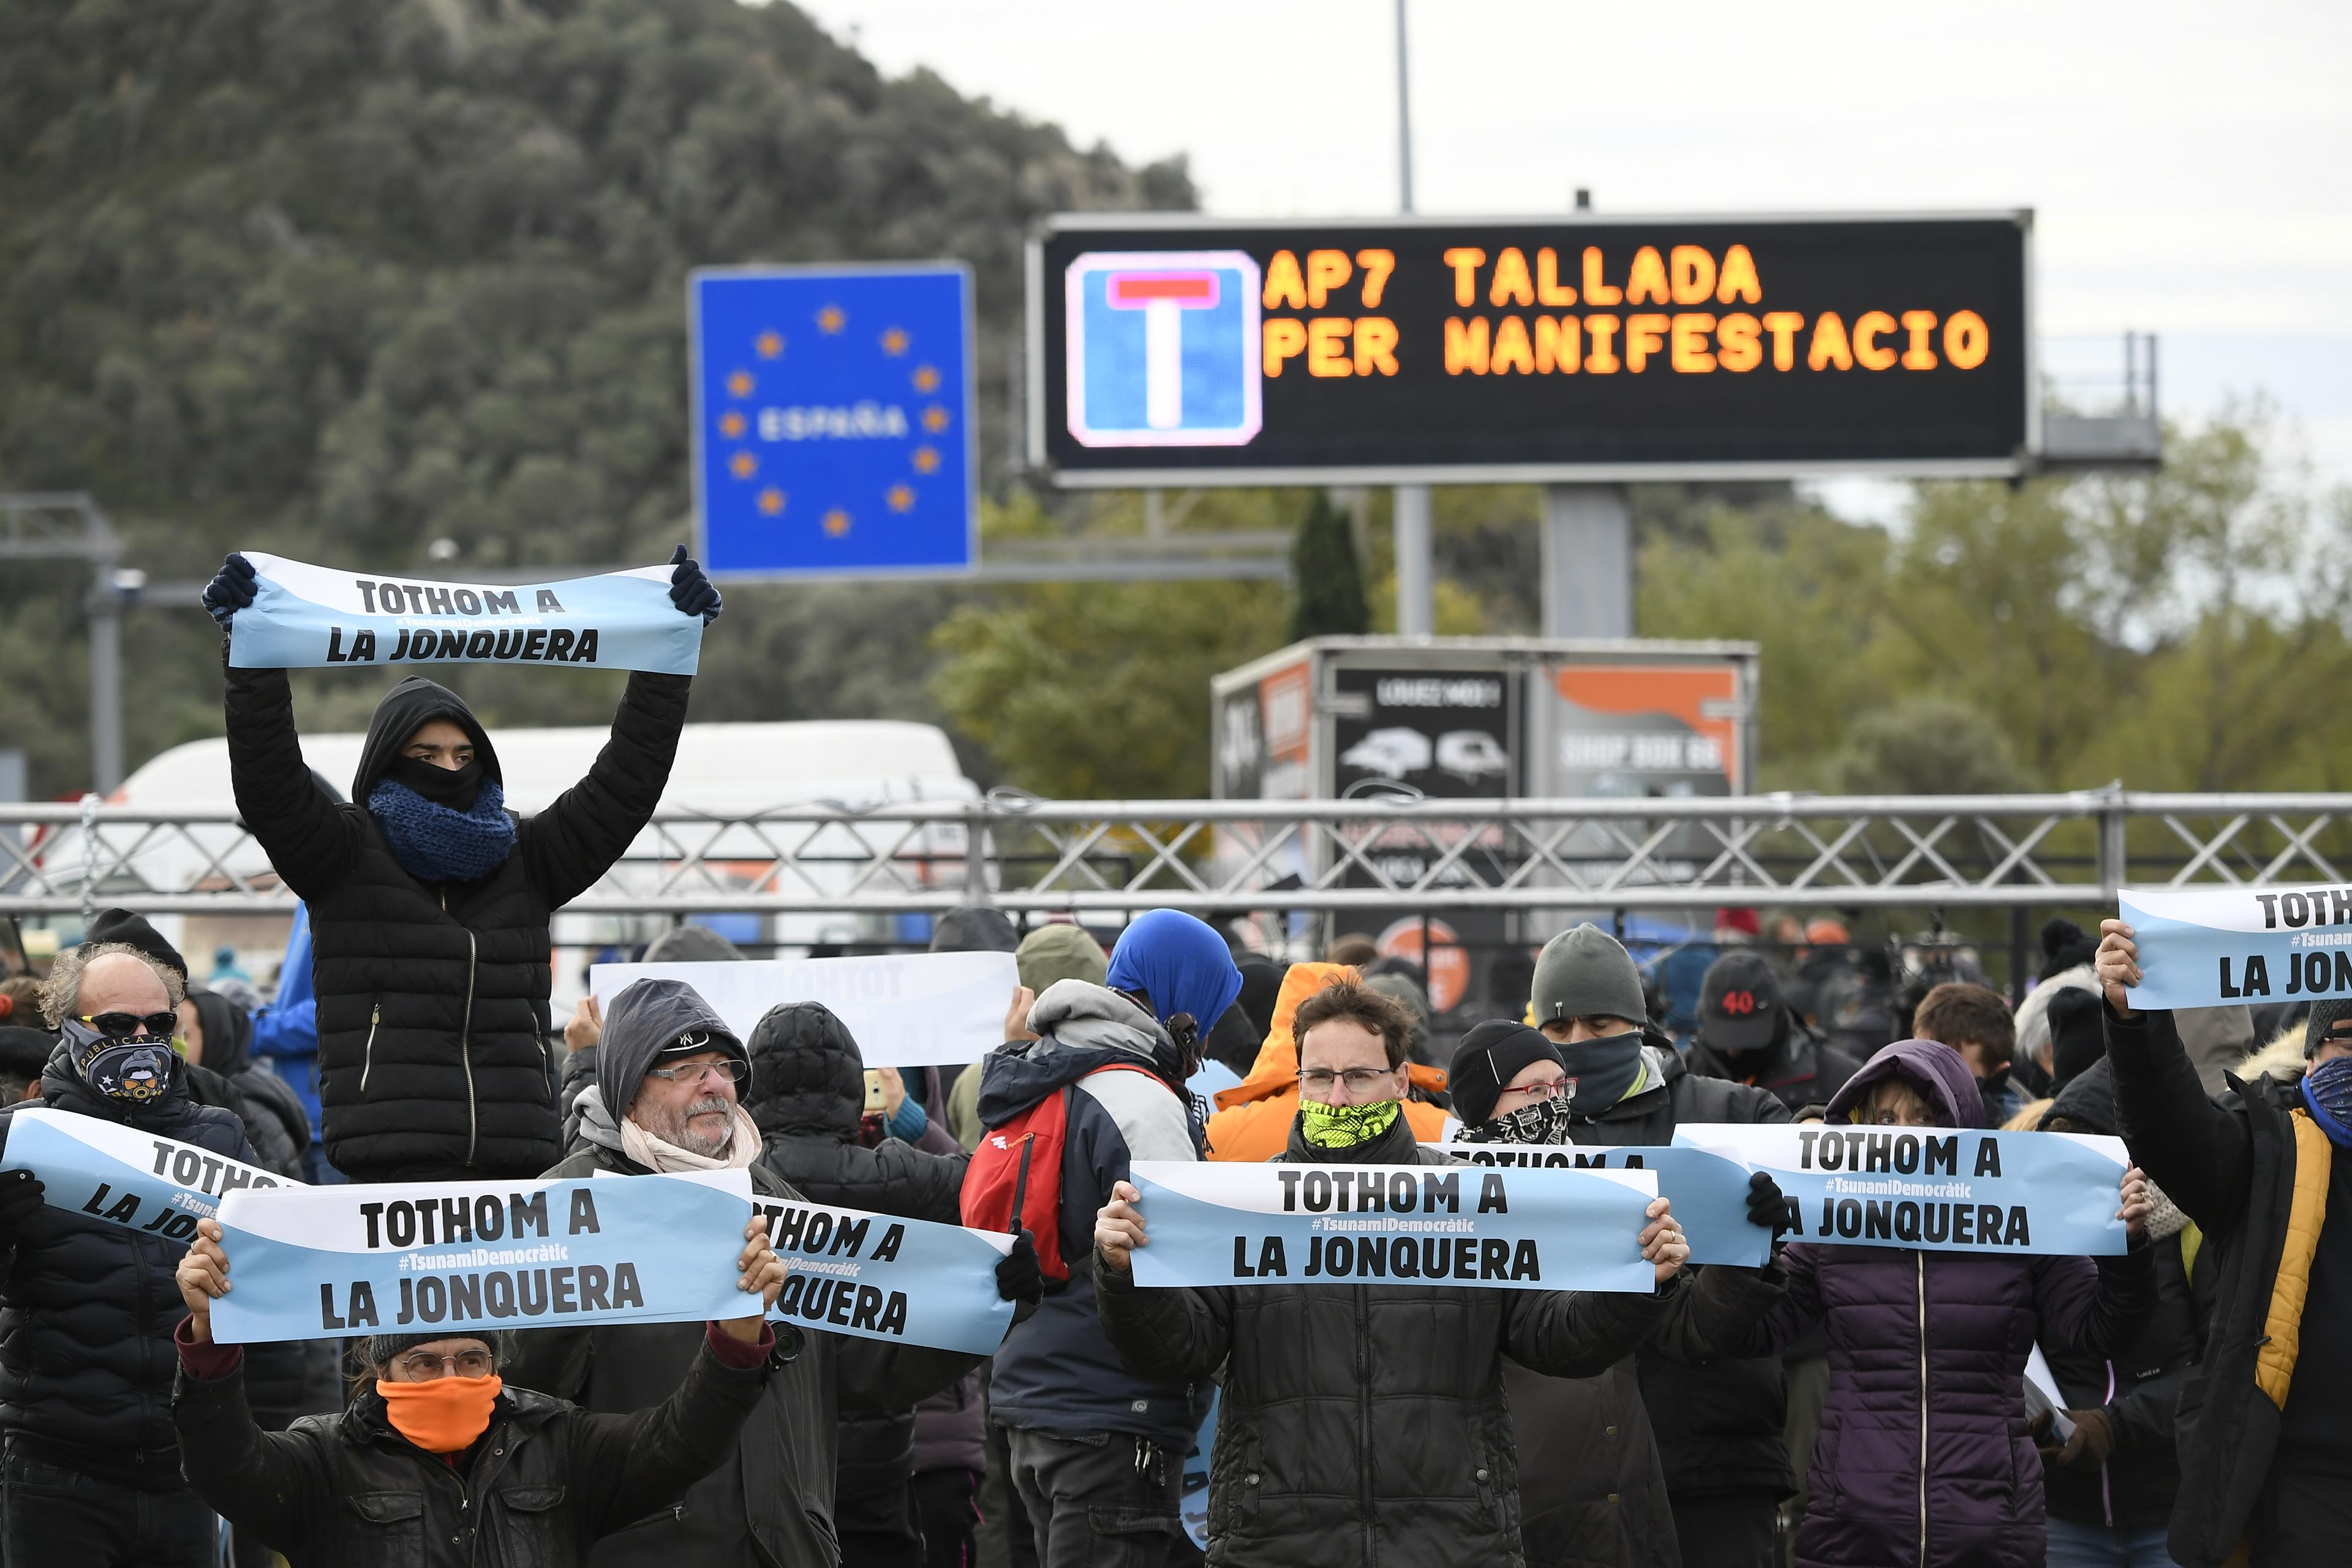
[756,1194,1014,1355]
[2117,884,2352,1011]
[1428,1142,1771,1267]
[227,551,701,675]
[1673,1123,2130,1257]
[1126,1159,1659,1294]
[208,1170,758,1344]
[1,1107,294,1241]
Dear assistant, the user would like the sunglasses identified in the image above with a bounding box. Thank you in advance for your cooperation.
[79,1012,178,1040]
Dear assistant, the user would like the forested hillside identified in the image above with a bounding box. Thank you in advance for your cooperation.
[0,0,1188,794]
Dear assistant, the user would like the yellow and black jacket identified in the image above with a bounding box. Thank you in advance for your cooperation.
[2103,1008,2332,1568]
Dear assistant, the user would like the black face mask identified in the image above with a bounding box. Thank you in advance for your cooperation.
[383,752,484,812]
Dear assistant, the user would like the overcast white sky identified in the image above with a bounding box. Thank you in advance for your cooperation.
[799,0,2352,507]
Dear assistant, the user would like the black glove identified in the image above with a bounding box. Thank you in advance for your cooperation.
[1746,1170,1793,1243]
[202,553,257,627]
[0,1170,46,1248]
[997,1228,1044,1321]
[667,543,722,624]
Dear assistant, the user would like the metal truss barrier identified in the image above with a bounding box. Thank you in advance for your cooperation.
[7,790,2352,921]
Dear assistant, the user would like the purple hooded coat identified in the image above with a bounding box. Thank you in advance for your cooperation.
[1733,1040,2154,1568]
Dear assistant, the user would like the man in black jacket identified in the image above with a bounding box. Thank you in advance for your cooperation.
[2098,919,2352,1567]
[0,941,259,1566]
[508,978,1027,1567]
[1687,950,1863,1114]
[171,1199,788,1567]
[1092,979,1771,1568]
[1530,923,1794,1568]
[203,547,719,1183]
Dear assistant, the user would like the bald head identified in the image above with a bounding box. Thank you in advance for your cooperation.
[40,943,182,1030]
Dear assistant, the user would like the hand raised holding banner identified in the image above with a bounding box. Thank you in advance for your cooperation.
[176,1217,231,1343]
[2118,1165,2151,1239]
[1639,1196,1689,1285]
[723,1216,788,1344]
[1096,1179,1147,1273]
[666,543,723,624]
[2097,919,2141,1016]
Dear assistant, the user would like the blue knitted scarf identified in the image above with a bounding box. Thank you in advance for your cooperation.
[366,776,517,884]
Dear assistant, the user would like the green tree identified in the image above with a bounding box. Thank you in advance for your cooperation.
[1289,490,1368,639]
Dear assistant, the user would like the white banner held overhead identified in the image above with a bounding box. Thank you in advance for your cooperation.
[2118,883,2352,1011]
[590,951,1020,1069]
[227,552,702,675]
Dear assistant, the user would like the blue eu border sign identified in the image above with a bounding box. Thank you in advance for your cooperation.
[690,263,977,578]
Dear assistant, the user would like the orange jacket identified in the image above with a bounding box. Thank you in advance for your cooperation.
[1203,961,1451,1162]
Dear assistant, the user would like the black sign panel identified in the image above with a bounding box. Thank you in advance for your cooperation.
[1030,213,2031,483]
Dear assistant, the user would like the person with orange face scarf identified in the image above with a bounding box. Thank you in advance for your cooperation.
[168,1212,788,1567]
[1202,962,1452,1161]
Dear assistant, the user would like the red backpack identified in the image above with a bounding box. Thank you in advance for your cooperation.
[960,1063,1167,1282]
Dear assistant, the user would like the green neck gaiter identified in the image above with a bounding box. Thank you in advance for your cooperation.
[1298,1097,1403,1150]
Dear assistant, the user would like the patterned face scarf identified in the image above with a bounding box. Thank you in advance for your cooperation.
[1298,1098,1403,1150]
[2302,1055,2352,1148]
[1462,1095,1575,1146]
[366,775,518,884]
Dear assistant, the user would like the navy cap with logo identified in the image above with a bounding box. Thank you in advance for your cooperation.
[1700,949,1784,1054]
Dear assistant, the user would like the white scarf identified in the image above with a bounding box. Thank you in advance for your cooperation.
[620,1105,763,1174]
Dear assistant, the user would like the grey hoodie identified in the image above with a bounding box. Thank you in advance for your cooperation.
[595,978,746,1134]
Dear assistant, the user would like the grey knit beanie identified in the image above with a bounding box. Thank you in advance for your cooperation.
[2305,999,2352,1059]
[1530,923,1648,1028]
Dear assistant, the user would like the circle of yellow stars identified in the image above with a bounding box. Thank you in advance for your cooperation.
[712,299,951,541]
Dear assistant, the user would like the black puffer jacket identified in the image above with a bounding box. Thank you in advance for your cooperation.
[225,664,689,1180]
[1095,1112,1785,1568]
[0,1046,254,1483]
[1552,1044,1795,1529]
[178,1319,769,1566]
[742,1002,976,1504]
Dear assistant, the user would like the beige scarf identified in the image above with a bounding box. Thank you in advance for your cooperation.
[620,1105,763,1174]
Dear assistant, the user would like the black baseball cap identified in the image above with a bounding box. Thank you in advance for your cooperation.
[1700,950,1784,1053]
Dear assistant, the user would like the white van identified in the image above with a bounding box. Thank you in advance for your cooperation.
[37,720,981,1001]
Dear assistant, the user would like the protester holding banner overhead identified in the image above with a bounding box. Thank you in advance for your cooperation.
[205,546,719,1184]
[0,941,258,1567]
[2098,918,2352,1567]
[1722,1038,2155,1568]
[171,1193,787,1568]
[742,998,976,1568]
[509,978,1008,1568]
[971,909,1241,1568]
[1091,978,1779,1568]
[1525,922,1798,1568]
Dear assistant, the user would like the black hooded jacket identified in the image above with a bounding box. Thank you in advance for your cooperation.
[225,662,690,1180]
[0,1044,254,1483]
[744,1002,968,1223]
[2035,1058,2211,1534]
[741,1002,971,1501]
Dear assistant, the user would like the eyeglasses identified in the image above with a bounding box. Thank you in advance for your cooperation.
[1297,1068,1398,1093]
[643,1058,749,1087]
[393,1349,497,1381]
[1499,1077,1570,1102]
[79,1012,179,1040]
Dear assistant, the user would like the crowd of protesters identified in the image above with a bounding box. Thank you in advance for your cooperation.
[0,552,2321,1565]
